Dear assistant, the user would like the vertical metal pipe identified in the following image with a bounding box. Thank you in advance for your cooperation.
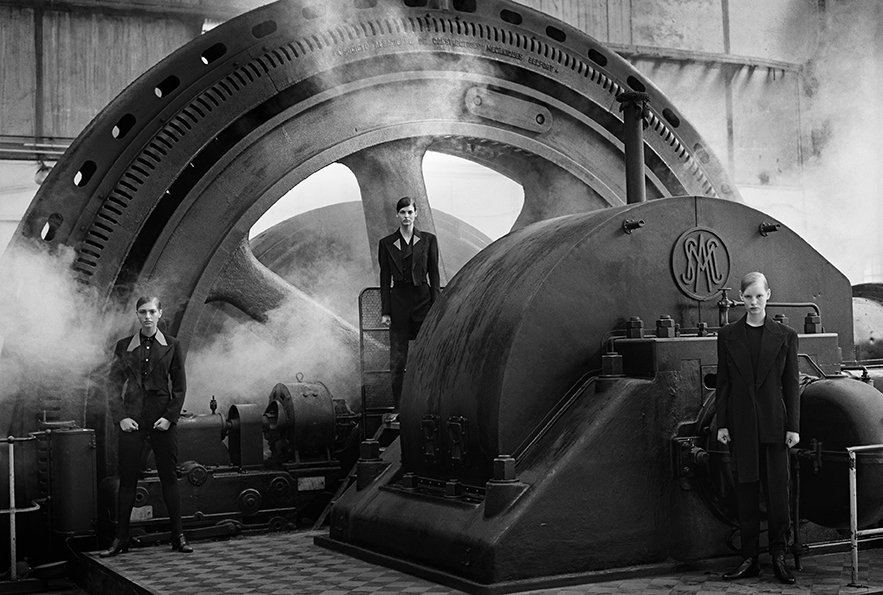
[7,438,16,581]
[615,92,649,204]
[849,448,859,586]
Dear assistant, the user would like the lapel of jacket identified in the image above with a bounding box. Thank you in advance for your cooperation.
[123,334,142,381]
[754,316,786,390]
[412,229,423,257]
[725,316,755,394]
[384,232,405,277]
[409,230,425,283]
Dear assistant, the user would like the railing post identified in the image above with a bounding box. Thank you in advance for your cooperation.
[1,435,41,583]
[849,448,860,586]
[7,437,16,581]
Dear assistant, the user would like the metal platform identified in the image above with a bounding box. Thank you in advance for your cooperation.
[75,529,883,595]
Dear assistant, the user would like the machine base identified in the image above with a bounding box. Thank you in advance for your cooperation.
[315,534,723,595]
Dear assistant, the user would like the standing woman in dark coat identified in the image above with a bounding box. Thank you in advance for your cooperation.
[100,296,193,557]
[716,272,799,584]
[378,196,440,410]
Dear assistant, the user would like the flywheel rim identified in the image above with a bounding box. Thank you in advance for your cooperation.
[10,0,738,345]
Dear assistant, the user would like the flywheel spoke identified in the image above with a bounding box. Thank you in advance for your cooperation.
[342,139,448,284]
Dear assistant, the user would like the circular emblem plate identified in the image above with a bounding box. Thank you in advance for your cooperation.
[671,227,730,301]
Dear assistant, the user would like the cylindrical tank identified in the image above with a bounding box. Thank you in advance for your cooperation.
[265,381,335,463]
[853,283,883,361]
[174,412,229,466]
[799,376,883,528]
[48,428,96,534]
[227,403,264,468]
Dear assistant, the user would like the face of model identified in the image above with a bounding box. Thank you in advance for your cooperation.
[137,299,162,336]
[397,205,416,230]
[740,281,770,318]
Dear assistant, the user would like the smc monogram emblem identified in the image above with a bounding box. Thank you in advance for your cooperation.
[671,227,730,300]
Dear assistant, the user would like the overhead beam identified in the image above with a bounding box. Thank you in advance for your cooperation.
[611,43,802,74]
[0,0,269,20]
[0,135,73,162]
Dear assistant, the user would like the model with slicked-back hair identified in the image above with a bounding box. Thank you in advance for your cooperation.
[717,272,799,584]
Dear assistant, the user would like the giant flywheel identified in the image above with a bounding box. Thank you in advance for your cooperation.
[12,0,736,339]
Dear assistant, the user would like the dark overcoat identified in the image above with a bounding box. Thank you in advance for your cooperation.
[378,228,440,319]
[108,330,186,428]
[715,314,800,483]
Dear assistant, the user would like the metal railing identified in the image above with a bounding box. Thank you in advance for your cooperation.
[1,435,41,581]
[847,443,883,587]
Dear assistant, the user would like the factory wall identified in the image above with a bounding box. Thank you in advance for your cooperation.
[515,0,882,282]
[0,5,197,138]
[0,0,880,281]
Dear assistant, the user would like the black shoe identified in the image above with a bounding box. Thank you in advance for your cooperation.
[723,557,759,580]
[772,554,796,584]
[98,538,129,558]
[171,534,193,553]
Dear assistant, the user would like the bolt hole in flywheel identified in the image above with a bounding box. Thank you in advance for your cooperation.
[5,0,735,422]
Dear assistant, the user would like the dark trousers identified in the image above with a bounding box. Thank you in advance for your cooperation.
[736,442,790,558]
[116,425,182,540]
[389,331,411,408]
[388,283,432,408]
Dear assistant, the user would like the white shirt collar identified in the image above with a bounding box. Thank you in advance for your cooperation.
[126,329,168,352]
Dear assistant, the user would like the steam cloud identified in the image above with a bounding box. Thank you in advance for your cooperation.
[0,242,129,429]
[0,239,364,429]
[184,296,361,416]
[786,0,882,283]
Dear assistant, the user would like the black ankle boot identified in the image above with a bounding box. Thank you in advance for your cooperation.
[171,534,193,553]
[722,556,759,580]
[99,538,129,558]
[772,553,796,584]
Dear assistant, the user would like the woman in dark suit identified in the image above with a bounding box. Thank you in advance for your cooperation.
[378,196,440,409]
[716,272,799,584]
[100,296,193,557]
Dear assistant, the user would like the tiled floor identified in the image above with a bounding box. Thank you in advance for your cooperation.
[89,531,461,595]
[85,530,883,595]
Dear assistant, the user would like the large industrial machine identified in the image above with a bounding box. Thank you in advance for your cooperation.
[322,195,883,590]
[97,380,359,541]
[0,0,882,592]
[0,0,740,567]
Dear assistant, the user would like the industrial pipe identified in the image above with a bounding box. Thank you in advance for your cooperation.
[616,91,650,204]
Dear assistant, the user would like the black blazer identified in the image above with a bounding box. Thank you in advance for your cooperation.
[715,315,800,481]
[108,330,186,427]
[378,228,440,317]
